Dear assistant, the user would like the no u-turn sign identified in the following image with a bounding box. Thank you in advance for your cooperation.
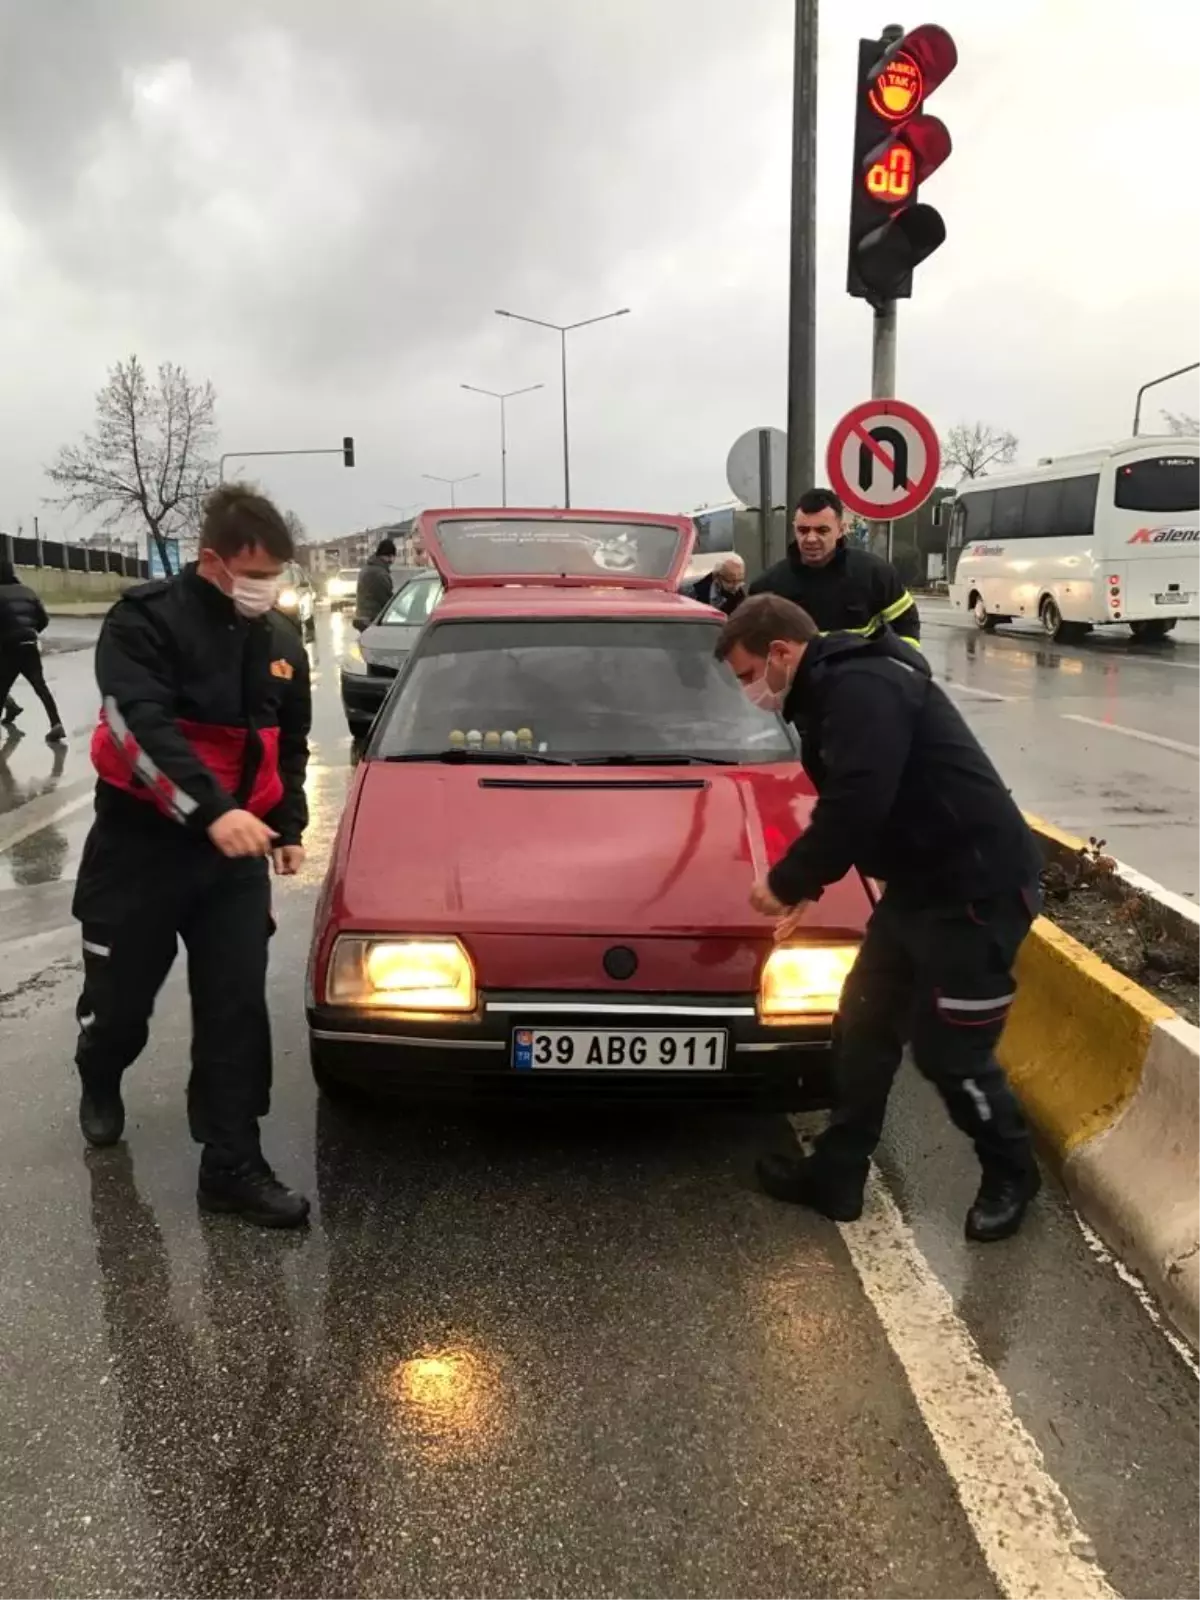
[826,399,941,520]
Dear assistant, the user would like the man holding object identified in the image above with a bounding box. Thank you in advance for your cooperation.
[717,594,1042,1242]
[73,484,311,1227]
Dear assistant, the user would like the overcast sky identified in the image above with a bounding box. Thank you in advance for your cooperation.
[0,0,1195,541]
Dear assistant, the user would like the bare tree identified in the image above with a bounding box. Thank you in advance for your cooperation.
[283,509,307,547]
[1161,409,1199,436]
[943,421,1018,481]
[46,355,218,575]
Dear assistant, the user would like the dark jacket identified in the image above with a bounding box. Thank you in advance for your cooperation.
[355,557,394,627]
[767,631,1039,909]
[748,540,919,642]
[88,566,311,845]
[0,579,50,648]
[687,572,746,617]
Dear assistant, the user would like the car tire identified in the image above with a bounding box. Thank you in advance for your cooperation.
[970,593,998,632]
[1039,596,1077,640]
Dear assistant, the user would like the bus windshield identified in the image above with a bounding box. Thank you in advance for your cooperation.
[1114,456,1199,514]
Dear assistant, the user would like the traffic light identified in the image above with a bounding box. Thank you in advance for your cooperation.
[847,24,957,306]
[342,435,356,468]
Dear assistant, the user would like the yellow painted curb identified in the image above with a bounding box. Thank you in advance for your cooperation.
[999,917,1175,1154]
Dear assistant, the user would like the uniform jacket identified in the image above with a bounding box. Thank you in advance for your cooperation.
[89,566,311,845]
[748,540,919,642]
[767,631,1038,909]
[0,579,50,648]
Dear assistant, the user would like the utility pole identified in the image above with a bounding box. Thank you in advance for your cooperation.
[783,0,819,561]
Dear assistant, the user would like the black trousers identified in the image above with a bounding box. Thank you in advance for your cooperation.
[0,642,62,728]
[813,887,1038,1184]
[72,816,274,1163]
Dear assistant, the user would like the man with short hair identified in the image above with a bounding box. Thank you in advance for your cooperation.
[355,537,397,628]
[0,561,66,742]
[73,483,312,1227]
[687,554,746,617]
[716,592,1041,1242]
[749,487,919,645]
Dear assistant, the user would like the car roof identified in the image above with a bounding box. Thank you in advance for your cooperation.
[428,585,718,624]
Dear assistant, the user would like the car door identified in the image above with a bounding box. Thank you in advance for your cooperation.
[358,573,444,676]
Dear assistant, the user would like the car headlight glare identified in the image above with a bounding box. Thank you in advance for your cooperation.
[327,936,476,1012]
[758,943,858,1021]
[278,587,299,610]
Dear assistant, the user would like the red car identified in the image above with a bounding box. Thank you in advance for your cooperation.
[307,508,872,1107]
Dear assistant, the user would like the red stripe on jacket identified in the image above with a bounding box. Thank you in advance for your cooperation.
[91,712,284,822]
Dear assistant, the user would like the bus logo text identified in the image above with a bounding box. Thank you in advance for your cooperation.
[1128,526,1199,545]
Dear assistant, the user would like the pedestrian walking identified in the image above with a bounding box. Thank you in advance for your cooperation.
[73,483,312,1227]
[749,488,920,645]
[0,562,66,742]
[354,537,397,628]
[717,593,1042,1241]
[687,554,747,617]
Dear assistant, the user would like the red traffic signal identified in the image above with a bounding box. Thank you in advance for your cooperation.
[847,24,957,306]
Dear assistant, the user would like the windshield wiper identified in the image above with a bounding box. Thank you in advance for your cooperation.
[383,749,576,765]
[572,753,736,766]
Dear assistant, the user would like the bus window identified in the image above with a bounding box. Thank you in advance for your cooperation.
[962,489,994,541]
[993,485,1027,538]
[1023,479,1062,539]
[1059,474,1099,535]
[1114,457,1200,514]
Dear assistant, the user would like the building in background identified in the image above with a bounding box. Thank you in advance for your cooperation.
[297,518,423,576]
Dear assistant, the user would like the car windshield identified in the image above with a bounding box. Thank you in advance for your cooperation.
[372,618,797,765]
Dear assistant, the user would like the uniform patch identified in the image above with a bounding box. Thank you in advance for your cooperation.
[270,658,295,680]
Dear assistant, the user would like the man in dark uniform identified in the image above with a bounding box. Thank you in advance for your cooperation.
[0,561,66,741]
[354,537,396,628]
[717,593,1042,1241]
[686,554,746,617]
[73,484,312,1227]
[749,487,919,646]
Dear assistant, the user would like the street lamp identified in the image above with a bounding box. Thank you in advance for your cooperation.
[494,307,630,508]
[422,472,481,509]
[1132,362,1200,436]
[461,383,544,507]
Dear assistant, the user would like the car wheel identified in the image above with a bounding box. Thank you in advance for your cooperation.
[1039,596,1066,639]
[970,593,997,632]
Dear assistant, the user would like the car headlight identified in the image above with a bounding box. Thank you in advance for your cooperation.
[758,943,858,1022]
[277,587,299,610]
[326,936,476,1012]
[341,637,368,675]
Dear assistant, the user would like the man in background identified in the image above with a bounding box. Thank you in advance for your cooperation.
[687,554,746,617]
[355,537,397,628]
[750,488,919,646]
[0,560,66,742]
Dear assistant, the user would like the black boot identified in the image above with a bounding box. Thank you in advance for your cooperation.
[79,1081,125,1147]
[755,1151,865,1221]
[966,1163,1041,1242]
[2,700,21,727]
[198,1155,310,1229]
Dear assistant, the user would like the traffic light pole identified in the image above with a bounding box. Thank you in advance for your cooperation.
[784,0,819,562]
[871,299,898,560]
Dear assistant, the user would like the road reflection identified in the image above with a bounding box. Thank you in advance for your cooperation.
[0,733,71,886]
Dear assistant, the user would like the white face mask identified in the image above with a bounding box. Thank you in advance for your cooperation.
[742,656,788,714]
[217,559,282,618]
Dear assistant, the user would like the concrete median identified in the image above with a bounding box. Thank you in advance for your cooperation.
[1000,819,1200,1345]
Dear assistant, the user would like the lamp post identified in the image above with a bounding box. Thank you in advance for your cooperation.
[461,383,544,507]
[494,307,630,507]
[1132,362,1200,436]
[421,472,480,509]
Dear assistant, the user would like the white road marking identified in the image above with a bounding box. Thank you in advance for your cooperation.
[1061,713,1199,759]
[839,1176,1120,1600]
[943,681,1015,703]
[1074,1216,1200,1379]
[0,790,94,856]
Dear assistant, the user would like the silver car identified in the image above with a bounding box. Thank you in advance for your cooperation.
[339,569,443,737]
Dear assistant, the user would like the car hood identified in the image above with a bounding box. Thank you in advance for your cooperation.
[357,623,409,673]
[335,762,867,937]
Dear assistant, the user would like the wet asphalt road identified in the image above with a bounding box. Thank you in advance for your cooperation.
[0,614,1196,1599]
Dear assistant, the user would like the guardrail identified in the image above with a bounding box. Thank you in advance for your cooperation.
[0,529,148,581]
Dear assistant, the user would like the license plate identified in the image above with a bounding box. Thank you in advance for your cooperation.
[512,1028,726,1072]
[1154,592,1191,604]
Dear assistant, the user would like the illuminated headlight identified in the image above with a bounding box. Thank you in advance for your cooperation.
[327,936,476,1012]
[341,637,368,675]
[758,943,858,1021]
[277,587,299,611]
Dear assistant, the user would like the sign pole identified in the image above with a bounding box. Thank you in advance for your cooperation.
[757,428,773,576]
[784,0,819,546]
[871,300,897,560]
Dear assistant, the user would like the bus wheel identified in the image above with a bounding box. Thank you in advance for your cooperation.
[970,594,997,632]
[1040,597,1066,639]
[1131,619,1172,643]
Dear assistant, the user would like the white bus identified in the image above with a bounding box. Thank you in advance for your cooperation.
[947,434,1199,642]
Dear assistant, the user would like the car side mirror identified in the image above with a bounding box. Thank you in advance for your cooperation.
[352,617,366,632]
